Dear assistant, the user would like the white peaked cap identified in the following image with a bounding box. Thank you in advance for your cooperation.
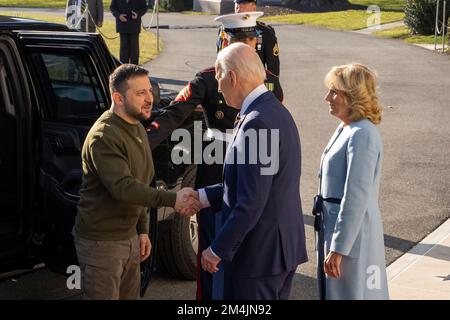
[214,11,264,29]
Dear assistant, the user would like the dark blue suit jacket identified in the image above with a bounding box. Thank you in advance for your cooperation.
[110,0,147,34]
[204,91,308,279]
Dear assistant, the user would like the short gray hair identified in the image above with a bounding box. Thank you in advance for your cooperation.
[215,42,266,83]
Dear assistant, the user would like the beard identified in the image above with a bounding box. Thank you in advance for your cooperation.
[123,100,151,122]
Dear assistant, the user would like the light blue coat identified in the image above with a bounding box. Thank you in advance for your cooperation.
[317,118,389,300]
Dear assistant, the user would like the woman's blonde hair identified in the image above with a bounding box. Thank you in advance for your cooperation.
[324,63,383,125]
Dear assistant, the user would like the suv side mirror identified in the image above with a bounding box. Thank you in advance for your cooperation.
[149,77,161,107]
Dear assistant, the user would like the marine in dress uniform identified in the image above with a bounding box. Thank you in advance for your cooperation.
[217,0,280,76]
[149,12,283,300]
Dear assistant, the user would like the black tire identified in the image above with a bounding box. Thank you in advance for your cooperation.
[156,165,198,280]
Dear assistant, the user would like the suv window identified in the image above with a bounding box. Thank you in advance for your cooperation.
[33,53,106,123]
[0,58,16,117]
[0,50,18,216]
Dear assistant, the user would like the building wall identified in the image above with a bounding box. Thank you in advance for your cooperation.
[193,0,235,14]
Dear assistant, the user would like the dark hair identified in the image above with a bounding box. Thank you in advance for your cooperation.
[109,64,149,95]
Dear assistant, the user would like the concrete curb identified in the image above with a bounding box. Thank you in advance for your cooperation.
[387,218,450,281]
[387,218,450,299]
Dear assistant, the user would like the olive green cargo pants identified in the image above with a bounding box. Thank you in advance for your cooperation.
[74,235,141,300]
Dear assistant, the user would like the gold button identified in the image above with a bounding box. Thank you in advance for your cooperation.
[215,111,224,119]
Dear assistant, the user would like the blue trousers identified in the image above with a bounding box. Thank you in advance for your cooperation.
[223,268,296,300]
[195,161,224,300]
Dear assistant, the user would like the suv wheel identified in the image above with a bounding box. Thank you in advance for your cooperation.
[156,165,198,280]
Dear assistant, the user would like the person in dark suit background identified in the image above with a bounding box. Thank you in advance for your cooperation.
[82,0,104,32]
[193,42,307,299]
[110,0,147,64]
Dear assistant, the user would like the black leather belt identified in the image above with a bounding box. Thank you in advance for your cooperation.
[312,195,342,232]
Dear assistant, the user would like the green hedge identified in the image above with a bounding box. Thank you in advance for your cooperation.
[405,0,450,35]
[158,0,192,12]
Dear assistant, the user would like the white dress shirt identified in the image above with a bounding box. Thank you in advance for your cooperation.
[239,83,268,117]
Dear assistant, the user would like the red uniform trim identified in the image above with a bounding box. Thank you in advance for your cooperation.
[196,217,202,300]
[265,69,279,78]
[175,83,192,102]
[201,66,215,73]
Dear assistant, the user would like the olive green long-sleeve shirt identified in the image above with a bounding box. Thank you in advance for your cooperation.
[74,110,176,241]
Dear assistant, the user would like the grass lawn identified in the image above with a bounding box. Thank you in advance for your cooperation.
[1,1,405,33]
[349,0,405,11]
[181,10,213,15]
[1,0,112,8]
[2,0,406,11]
[373,25,410,39]
[264,10,404,31]
[373,26,447,45]
[0,10,160,63]
[1,0,406,11]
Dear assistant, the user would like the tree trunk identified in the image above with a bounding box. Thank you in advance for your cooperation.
[284,0,351,7]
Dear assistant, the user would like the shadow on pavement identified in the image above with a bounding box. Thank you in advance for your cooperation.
[305,215,450,263]
[290,273,318,300]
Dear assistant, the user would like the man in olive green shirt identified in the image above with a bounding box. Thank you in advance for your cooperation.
[73,64,199,299]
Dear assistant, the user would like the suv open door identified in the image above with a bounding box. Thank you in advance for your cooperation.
[0,35,35,271]
[1,30,157,294]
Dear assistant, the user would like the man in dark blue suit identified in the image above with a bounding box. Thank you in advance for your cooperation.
[110,0,147,65]
[195,42,308,300]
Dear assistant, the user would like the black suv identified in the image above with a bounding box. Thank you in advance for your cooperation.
[0,16,198,292]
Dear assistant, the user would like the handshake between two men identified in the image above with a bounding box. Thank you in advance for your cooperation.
[173,187,222,275]
[174,187,201,216]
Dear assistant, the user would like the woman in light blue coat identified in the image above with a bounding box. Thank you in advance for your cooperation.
[316,63,389,300]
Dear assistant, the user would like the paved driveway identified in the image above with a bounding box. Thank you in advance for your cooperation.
[0,9,449,300]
